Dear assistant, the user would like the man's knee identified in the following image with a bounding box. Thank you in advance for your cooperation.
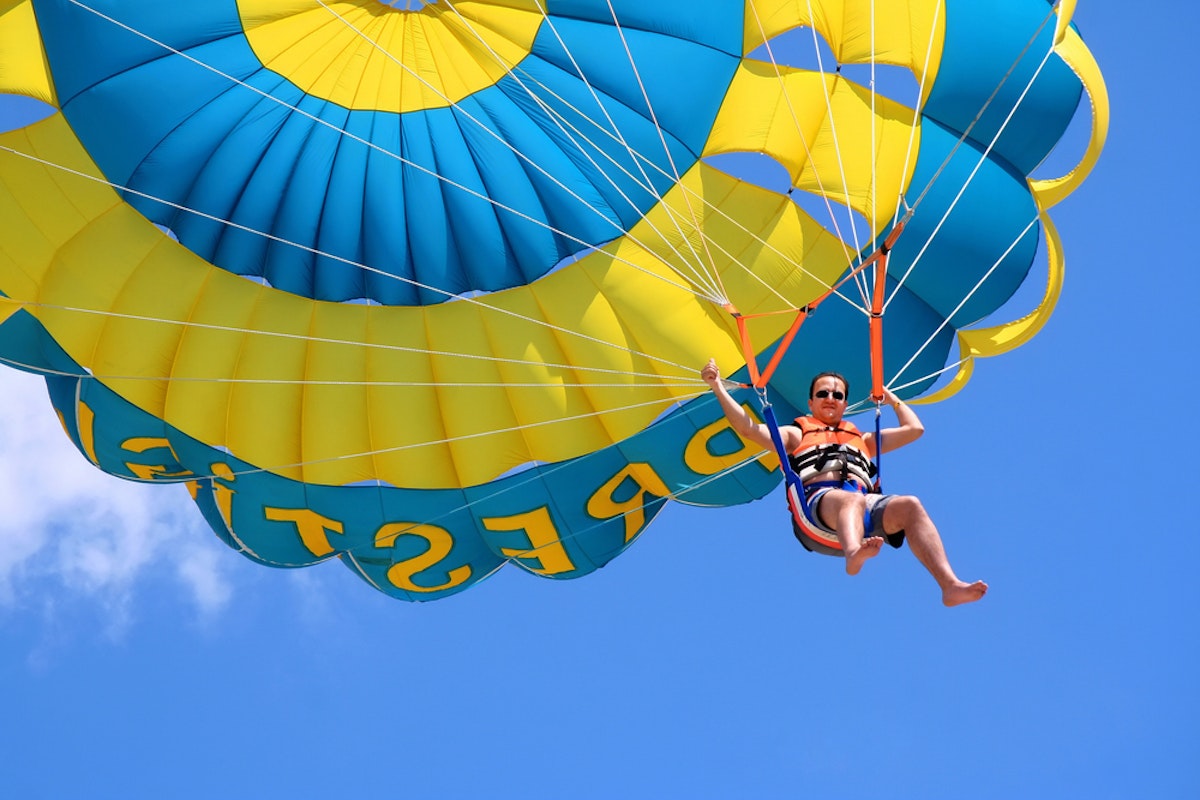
[819,490,866,529]
[839,491,868,516]
[887,494,927,525]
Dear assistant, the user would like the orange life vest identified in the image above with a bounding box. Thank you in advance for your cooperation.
[788,416,877,489]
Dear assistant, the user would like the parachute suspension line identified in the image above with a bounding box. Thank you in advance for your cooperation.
[884,34,1059,314]
[62,0,720,306]
[309,0,720,304]
[744,0,859,280]
[342,0,830,312]
[865,0,882,321]
[23,379,710,487]
[888,214,1039,390]
[514,6,727,302]
[502,0,729,302]
[0,143,713,378]
[600,0,729,304]
[802,0,867,266]
[893,0,942,230]
[846,358,977,415]
[898,0,1058,222]
[673,217,798,309]
[0,293,703,386]
[325,0,726,303]
[430,0,831,311]
[869,0,878,243]
[720,211,903,397]
[469,0,853,312]
[0,352,701,390]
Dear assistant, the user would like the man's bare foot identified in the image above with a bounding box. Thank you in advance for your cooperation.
[942,580,988,607]
[844,536,884,575]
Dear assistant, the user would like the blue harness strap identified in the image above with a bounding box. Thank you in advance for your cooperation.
[761,402,809,516]
[873,404,883,492]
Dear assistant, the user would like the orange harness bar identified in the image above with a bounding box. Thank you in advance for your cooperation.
[727,219,905,395]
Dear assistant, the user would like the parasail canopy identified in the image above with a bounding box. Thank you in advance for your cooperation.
[0,0,1107,599]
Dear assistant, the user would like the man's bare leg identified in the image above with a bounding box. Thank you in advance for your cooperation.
[822,491,884,576]
[884,496,987,606]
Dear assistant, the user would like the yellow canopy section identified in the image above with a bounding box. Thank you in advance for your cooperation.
[0,112,856,489]
[705,59,918,233]
[743,0,944,102]
[1029,19,1109,210]
[237,0,544,113]
[0,0,56,104]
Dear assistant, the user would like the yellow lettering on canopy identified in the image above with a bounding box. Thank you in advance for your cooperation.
[264,507,344,559]
[482,506,574,575]
[76,398,98,465]
[683,404,779,475]
[209,463,236,530]
[378,522,472,594]
[587,462,671,543]
[121,436,195,481]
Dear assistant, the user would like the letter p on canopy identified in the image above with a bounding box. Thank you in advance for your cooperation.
[586,462,670,544]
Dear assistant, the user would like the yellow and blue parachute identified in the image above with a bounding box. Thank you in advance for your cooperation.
[0,0,1106,599]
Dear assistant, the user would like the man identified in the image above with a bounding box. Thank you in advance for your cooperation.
[701,358,987,607]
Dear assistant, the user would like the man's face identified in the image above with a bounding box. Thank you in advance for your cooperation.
[808,376,847,424]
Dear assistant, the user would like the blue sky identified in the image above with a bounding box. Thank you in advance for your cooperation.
[1,2,1197,798]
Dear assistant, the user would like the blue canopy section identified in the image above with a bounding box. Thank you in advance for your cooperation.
[32,0,742,305]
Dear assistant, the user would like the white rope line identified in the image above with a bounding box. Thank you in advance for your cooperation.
[0,296,705,386]
[887,214,1039,389]
[478,0,728,301]
[892,0,942,230]
[867,0,887,309]
[884,39,1057,314]
[902,2,1056,221]
[41,383,711,486]
[442,0,840,310]
[601,0,729,302]
[744,0,861,297]
[843,355,967,414]
[568,0,720,307]
[496,0,863,313]
[436,1,725,301]
[802,0,867,298]
[393,0,819,310]
[0,354,701,389]
[76,0,866,327]
[0,142,711,377]
[318,0,728,302]
[869,0,878,247]
[525,0,718,285]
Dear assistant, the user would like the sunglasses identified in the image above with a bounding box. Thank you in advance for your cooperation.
[813,390,845,400]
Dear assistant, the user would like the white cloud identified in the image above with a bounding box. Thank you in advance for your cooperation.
[0,368,236,629]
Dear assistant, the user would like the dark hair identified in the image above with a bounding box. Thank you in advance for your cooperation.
[809,371,849,398]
